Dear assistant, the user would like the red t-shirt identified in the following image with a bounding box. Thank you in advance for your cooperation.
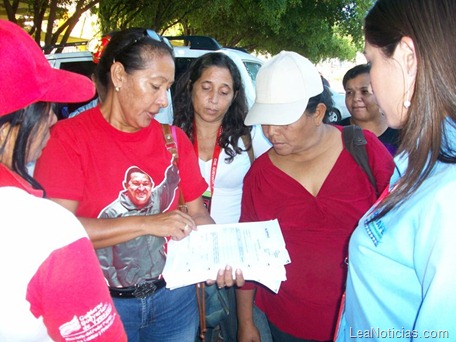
[35,106,206,218]
[34,107,207,284]
[239,127,394,340]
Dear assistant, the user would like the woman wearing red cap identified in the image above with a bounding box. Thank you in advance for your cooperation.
[0,20,126,341]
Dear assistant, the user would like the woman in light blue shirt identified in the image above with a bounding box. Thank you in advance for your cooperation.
[336,1,456,340]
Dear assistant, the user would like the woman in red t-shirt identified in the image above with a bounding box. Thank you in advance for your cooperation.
[236,51,394,342]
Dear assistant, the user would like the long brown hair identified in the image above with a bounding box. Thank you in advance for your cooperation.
[364,0,456,219]
[172,52,251,163]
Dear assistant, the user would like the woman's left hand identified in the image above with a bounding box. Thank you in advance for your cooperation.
[207,265,245,288]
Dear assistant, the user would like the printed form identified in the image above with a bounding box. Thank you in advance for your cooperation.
[162,219,291,293]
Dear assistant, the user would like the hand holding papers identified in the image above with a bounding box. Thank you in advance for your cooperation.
[162,219,291,293]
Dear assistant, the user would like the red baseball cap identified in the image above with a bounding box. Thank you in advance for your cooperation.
[0,20,95,116]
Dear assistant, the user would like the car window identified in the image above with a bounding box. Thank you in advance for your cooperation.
[59,60,96,78]
[243,61,262,84]
[54,60,97,118]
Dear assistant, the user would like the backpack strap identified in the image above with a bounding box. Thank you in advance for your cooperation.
[241,132,254,164]
[342,125,378,196]
[161,123,187,212]
[161,123,178,162]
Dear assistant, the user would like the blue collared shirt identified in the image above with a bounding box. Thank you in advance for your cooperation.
[336,118,456,341]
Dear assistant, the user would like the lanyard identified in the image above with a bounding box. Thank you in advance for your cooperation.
[193,124,222,197]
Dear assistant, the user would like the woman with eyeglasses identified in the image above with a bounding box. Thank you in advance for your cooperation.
[34,27,244,342]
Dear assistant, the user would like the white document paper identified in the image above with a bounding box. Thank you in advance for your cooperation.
[162,219,291,293]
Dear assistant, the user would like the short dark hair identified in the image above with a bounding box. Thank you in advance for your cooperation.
[342,64,371,90]
[306,85,334,115]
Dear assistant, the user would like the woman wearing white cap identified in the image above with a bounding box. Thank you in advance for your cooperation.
[236,51,394,341]
[0,20,126,341]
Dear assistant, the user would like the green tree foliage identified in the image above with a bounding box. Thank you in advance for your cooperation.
[184,0,374,62]
[2,0,374,61]
[96,0,206,35]
[2,0,100,52]
[96,0,374,62]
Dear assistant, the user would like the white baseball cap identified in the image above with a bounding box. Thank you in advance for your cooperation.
[245,51,323,125]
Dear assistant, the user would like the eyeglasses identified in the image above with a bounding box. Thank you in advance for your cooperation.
[144,29,173,50]
[113,29,173,62]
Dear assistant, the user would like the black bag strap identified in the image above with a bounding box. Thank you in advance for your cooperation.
[342,125,378,196]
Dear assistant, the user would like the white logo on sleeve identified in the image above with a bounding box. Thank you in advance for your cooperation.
[59,302,117,341]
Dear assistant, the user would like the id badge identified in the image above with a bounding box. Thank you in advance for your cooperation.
[202,190,212,213]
